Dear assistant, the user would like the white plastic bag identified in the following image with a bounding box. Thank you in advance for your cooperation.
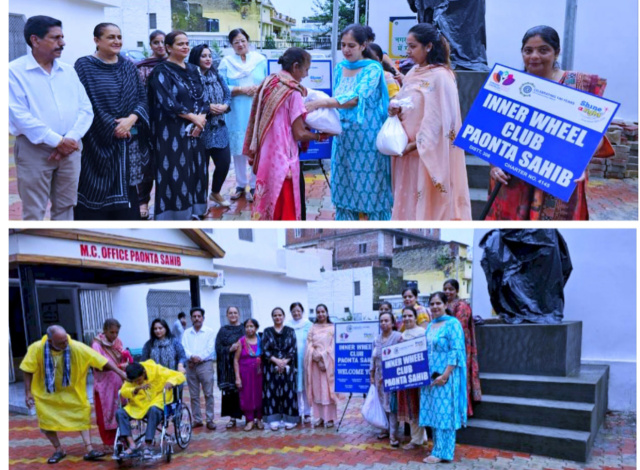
[304,89,342,135]
[361,384,389,429]
[376,115,408,156]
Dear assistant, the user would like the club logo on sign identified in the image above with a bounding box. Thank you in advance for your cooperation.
[520,82,535,97]
[578,100,608,121]
[493,70,516,86]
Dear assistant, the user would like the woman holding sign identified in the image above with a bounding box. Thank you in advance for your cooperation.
[370,306,402,446]
[419,292,467,464]
[397,306,427,450]
[487,25,612,220]
[304,304,337,427]
[388,23,472,221]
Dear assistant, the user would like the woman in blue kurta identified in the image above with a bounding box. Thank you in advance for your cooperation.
[305,24,392,220]
[218,28,267,202]
[419,291,467,464]
[286,302,313,423]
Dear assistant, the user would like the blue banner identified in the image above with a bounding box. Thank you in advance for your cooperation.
[382,336,430,392]
[267,59,334,161]
[334,321,379,394]
[454,63,620,202]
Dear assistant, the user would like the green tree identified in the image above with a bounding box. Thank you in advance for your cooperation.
[308,0,368,36]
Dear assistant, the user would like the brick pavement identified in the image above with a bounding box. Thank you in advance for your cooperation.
[8,390,636,470]
[8,136,637,220]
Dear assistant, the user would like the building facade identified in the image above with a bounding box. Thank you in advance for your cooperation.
[105,0,172,55]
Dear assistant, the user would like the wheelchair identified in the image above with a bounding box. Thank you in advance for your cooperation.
[113,385,192,465]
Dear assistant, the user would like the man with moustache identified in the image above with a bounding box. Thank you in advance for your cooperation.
[20,325,127,464]
[9,15,94,220]
[181,307,217,430]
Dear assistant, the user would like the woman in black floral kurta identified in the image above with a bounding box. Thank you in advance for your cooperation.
[262,307,300,430]
[148,31,209,220]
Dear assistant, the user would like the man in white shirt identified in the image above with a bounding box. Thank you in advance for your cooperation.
[181,307,217,430]
[9,16,94,220]
[171,312,187,344]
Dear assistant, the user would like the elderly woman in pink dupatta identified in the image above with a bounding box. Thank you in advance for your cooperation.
[91,319,132,446]
[304,304,337,428]
[389,23,471,221]
[243,48,330,220]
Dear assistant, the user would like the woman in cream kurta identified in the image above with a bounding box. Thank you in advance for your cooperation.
[304,304,337,426]
[390,23,471,221]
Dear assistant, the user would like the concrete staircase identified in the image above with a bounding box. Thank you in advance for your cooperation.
[457,364,609,462]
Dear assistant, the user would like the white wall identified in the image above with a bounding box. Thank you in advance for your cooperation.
[105,0,172,53]
[9,0,119,64]
[368,0,638,120]
[308,267,374,320]
[471,229,636,411]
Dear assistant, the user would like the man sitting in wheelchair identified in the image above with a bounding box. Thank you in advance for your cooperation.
[116,361,185,458]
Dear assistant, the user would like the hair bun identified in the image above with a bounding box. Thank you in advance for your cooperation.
[277,57,284,65]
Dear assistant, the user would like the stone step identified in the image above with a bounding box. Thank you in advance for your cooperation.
[457,419,593,462]
[473,394,595,432]
[478,364,609,403]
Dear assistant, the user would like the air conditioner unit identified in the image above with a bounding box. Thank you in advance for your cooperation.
[199,270,225,288]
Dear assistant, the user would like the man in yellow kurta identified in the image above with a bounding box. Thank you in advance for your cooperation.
[20,325,127,464]
[115,360,185,457]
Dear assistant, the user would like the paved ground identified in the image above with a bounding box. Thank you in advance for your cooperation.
[8,136,638,220]
[8,389,636,470]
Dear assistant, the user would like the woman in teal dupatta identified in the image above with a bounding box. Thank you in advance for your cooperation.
[305,24,392,220]
[419,292,467,464]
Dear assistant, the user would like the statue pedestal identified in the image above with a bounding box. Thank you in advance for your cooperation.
[475,321,582,377]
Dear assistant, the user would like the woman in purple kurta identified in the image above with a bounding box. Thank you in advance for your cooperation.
[234,318,264,431]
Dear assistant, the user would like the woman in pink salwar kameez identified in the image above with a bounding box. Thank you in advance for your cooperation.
[389,23,471,221]
[243,48,330,220]
[91,319,131,446]
[304,304,337,427]
[234,318,265,431]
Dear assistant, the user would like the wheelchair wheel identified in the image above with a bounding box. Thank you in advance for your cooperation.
[174,403,192,449]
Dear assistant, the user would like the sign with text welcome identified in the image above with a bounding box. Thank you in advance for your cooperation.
[454,63,620,202]
[334,321,378,393]
[382,336,430,392]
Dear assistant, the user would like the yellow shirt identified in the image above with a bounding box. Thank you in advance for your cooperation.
[20,335,108,431]
[120,360,186,420]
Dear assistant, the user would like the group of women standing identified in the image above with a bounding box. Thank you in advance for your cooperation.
[71,25,267,220]
[370,281,481,463]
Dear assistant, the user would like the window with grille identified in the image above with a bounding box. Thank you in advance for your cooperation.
[394,236,404,247]
[354,281,361,296]
[149,13,157,29]
[9,14,27,61]
[294,229,302,238]
[146,290,192,331]
[219,294,252,326]
[358,243,367,254]
[238,229,253,242]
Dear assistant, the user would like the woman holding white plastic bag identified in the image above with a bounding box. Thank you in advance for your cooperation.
[388,23,471,220]
[369,304,403,447]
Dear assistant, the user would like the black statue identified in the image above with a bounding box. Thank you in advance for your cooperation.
[407,0,489,71]
[480,229,573,324]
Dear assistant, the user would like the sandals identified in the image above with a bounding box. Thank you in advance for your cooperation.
[226,419,236,429]
[325,421,334,428]
[246,188,255,202]
[313,419,324,428]
[402,443,417,451]
[47,450,66,464]
[210,192,231,207]
[390,439,400,448]
[255,420,264,430]
[139,204,150,220]
[83,449,105,461]
[423,455,443,464]
[230,187,245,200]
[377,431,390,439]
[244,422,254,432]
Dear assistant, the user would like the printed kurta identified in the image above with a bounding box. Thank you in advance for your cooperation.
[252,91,307,220]
[370,331,402,412]
[215,324,245,419]
[148,61,208,220]
[304,323,337,407]
[218,53,268,156]
[331,62,393,220]
[262,326,299,424]
[287,319,313,393]
[449,298,482,416]
[20,336,108,431]
[392,65,471,221]
[419,317,467,430]
[397,326,425,422]
[120,360,185,420]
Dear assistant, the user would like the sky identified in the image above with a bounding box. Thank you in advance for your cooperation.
[440,229,475,249]
[270,0,317,24]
